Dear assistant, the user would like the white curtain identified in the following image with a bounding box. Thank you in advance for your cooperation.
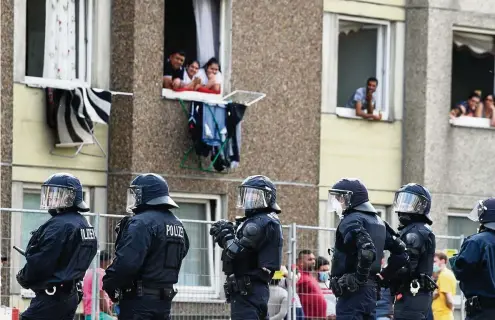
[339,20,363,35]
[43,0,77,80]
[453,31,495,55]
[193,0,216,66]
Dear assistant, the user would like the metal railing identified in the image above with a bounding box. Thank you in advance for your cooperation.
[0,209,465,320]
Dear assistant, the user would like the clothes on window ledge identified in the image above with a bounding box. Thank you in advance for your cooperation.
[188,101,246,172]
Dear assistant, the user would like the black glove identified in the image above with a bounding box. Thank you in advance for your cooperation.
[337,273,361,294]
[329,277,344,297]
[210,220,235,247]
[16,270,29,289]
[215,228,235,248]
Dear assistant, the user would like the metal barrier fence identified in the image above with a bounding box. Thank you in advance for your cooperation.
[0,209,465,320]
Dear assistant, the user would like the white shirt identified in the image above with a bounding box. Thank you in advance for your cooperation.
[196,68,223,86]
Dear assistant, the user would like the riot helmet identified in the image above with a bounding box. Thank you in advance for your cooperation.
[40,173,89,213]
[467,198,495,231]
[126,173,179,213]
[236,175,281,216]
[393,183,432,226]
[327,178,376,218]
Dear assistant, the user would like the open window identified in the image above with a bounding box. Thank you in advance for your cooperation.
[162,0,232,102]
[450,29,495,129]
[15,0,93,89]
[335,17,391,120]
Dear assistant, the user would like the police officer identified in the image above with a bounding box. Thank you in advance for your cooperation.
[388,183,437,320]
[327,178,409,320]
[449,198,495,319]
[102,173,189,320]
[16,173,98,320]
[209,175,283,320]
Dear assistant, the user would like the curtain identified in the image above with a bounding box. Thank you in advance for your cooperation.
[192,0,216,66]
[453,31,495,55]
[43,0,77,80]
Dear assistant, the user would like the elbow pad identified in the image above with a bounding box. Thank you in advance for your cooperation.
[356,248,375,282]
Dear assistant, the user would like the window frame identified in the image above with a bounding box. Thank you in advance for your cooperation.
[450,26,495,130]
[13,0,111,90]
[170,192,224,302]
[322,13,395,121]
[9,182,91,295]
[161,0,233,103]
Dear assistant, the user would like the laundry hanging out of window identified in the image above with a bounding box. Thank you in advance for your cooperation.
[188,101,247,172]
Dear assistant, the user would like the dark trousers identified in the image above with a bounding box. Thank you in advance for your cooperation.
[393,292,432,320]
[20,292,78,320]
[118,295,172,320]
[336,283,377,320]
[466,308,495,320]
[230,283,269,320]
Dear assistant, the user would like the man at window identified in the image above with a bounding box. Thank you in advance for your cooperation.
[449,92,482,118]
[345,77,382,120]
[163,50,186,90]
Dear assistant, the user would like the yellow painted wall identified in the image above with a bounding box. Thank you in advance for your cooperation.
[324,0,405,21]
[12,84,108,186]
[319,114,402,205]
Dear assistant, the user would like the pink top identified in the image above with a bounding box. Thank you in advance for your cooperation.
[82,268,112,315]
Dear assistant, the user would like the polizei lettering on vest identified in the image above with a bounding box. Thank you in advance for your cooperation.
[166,224,184,238]
[80,228,96,240]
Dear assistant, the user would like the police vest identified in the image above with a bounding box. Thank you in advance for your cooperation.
[331,211,386,278]
[399,222,435,277]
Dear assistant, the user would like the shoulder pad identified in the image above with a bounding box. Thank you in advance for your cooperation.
[404,232,422,248]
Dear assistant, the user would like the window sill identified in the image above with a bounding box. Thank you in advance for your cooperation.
[162,88,227,105]
[449,116,495,129]
[335,107,392,122]
[19,76,90,90]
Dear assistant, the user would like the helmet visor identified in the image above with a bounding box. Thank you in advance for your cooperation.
[467,200,484,222]
[393,192,428,214]
[236,186,268,210]
[126,186,143,213]
[40,185,75,210]
[327,190,352,216]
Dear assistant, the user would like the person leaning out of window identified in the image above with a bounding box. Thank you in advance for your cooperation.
[344,77,382,121]
[449,92,482,119]
[196,57,223,94]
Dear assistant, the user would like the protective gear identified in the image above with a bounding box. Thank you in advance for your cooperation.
[379,221,409,282]
[393,183,432,225]
[450,200,495,318]
[40,172,89,212]
[104,176,189,320]
[432,263,440,273]
[328,178,375,217]
[236,175,281,215]
[468,198,495,231]
[17,204,97,318]
[126,173,179,213]
[390,221,436,320]
[329,179,385,319]
[318,271,329,282]
[210,220,236,248]
[211,195,283,320]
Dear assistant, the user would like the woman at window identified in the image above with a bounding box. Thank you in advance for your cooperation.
[481,94,495,126]
[181,60,202,90]
[197,57,223,94]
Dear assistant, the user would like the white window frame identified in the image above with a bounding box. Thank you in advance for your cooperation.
[162,0,233,103]
[170,192,224,302]
[9,182,91,295]
[322,13,392,121]
[13,0,111,90]
[450,26,495,130]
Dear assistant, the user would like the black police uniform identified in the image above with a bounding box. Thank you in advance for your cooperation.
[328,178,408,320]
[450,198,495,320]
[17,173,97,320]
[103,173,189,320]
[210,175,283,320]
[389,183,436,320]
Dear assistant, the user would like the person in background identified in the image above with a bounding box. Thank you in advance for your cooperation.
[316,256,336,320]
[197,57,223,93]
[180,60,201,90]
[268,267,289,320]
[163,50,185,90]
[432,251,456,320]
[83,250,115,320]
[279,266,305,320]
[296,250,327,319]
[375,258,394,320]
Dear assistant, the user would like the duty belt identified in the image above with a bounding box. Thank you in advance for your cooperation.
[223,275,253,303]
[36,280,80,296]
[466,296,495,314]
[121,280,177,301]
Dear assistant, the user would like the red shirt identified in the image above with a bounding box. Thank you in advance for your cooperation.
[296,271,327,318]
